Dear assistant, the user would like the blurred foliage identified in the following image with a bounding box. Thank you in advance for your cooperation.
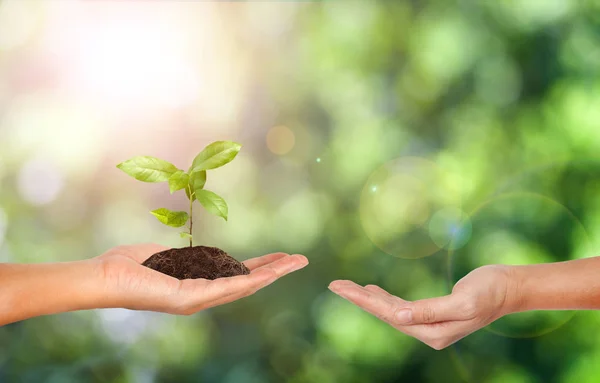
[1,0,600,382]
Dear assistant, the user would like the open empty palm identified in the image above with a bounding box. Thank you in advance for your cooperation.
[328,265,514,350]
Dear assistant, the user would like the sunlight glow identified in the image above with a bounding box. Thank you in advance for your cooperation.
[68,12,199,110]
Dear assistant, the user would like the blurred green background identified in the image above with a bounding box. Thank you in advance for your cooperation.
[1,0,600,382]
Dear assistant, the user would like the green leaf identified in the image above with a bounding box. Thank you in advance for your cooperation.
[180,232,193,239]
[168,170,189,194]
[190,170,207,190]
[117,156,178,183]
[186,171,207,201]
[195,189,228,221]
[190,141,241,172]
[150,208,189,228]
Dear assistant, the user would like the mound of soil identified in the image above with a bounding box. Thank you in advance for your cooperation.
[142,246,250,280]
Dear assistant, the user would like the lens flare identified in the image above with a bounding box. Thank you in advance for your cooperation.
[428,207,472,250]
[360,157,465,259]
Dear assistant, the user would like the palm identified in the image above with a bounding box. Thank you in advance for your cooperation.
[451,265,512,325]
[328,265,513,350]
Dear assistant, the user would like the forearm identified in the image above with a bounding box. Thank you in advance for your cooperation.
[0,260,105,326]
[508,256,600,313]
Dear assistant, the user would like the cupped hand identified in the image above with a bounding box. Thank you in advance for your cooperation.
[328,265,519,350]
[95,244,308,315]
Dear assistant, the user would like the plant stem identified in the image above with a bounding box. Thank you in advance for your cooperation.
[188,186,193,248]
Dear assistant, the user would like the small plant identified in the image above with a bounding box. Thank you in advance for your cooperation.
[117,141,241,247]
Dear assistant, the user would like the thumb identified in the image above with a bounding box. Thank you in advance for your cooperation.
[394,293,475,325]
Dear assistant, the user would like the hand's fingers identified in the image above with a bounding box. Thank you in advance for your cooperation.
[202,256,296,309]
[329,280,404,320]
[243,252,289,271]
[177,273,271,313]
[364,284,408,303]
[183,254,309,312]
[179,254,308,312]
[203,280,267,309]
[208,254,308,307]
[330,281,472,325]
[403,294,475,324]
[209,254,308,297]
[364,284,393,297]
[113,243,170,263]
[330,282,424,333]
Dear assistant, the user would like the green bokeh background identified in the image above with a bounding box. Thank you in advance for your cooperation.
[1,1,600,382]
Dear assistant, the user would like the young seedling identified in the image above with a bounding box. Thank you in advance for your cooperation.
[116,141,250,280]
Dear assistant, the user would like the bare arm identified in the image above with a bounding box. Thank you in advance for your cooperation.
[512,256,600,312]
[329,256,600,350]
[0,260,105,326]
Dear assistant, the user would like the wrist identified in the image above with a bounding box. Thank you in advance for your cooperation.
[68,259,111,311]
[498,265,526,315]
[33,259,108,315]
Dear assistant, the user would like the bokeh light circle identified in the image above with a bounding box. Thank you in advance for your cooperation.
[429,207,472,250]
[360,157,466,259]
[17,156,64,206]
[449,192,592,339]
[266,125,296,155]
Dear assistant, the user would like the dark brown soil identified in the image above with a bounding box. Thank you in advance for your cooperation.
[142,246,250,280]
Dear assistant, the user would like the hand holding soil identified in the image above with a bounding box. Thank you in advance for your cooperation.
[97,244,309,315]
[0,244,308,326]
